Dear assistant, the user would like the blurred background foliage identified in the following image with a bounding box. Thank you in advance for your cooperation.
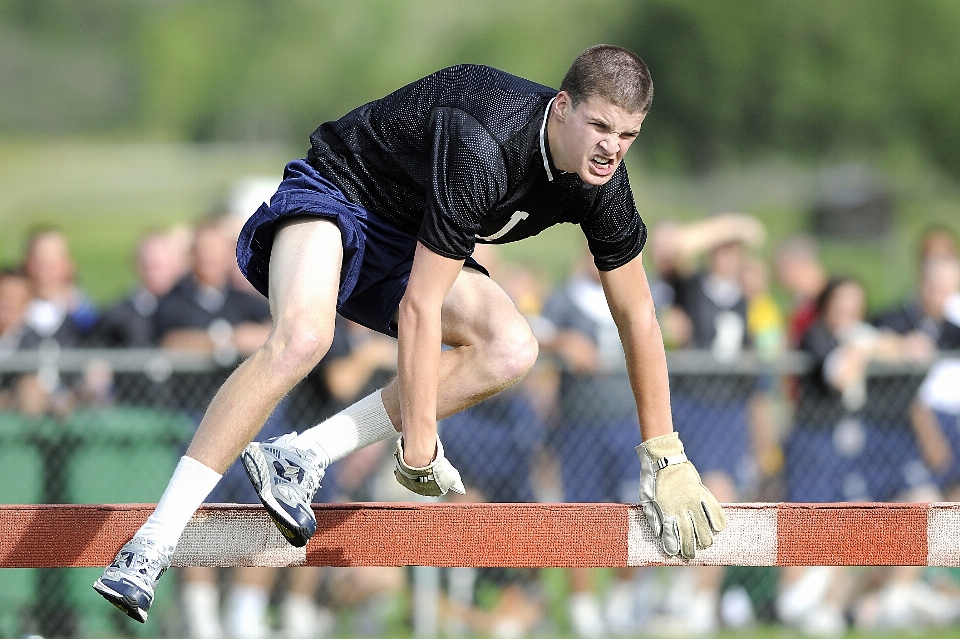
[1,0,959,307]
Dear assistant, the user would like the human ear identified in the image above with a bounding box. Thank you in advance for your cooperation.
[554,92,570,121]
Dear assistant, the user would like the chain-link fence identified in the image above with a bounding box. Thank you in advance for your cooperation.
[1,347,960,637]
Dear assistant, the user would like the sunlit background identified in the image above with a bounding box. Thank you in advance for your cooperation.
[3,2,960,638]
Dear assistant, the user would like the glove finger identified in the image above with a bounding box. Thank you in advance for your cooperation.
[703,495,728,532]
[678,511,697,560]
[660,514,681,557]
[446,465,466,495]
[691,504,714,549]
[434,457,466,495]
[642,502,664,538]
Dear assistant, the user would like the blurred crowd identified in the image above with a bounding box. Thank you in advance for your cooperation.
[2,183,960,638]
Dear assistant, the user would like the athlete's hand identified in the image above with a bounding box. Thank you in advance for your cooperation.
[636,432,727,559]
[394,436,466,497]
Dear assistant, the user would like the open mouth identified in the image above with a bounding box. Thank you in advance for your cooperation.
[589,155,615,175]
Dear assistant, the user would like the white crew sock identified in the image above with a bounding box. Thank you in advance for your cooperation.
[293,390,398,468]
[137,455,223,549]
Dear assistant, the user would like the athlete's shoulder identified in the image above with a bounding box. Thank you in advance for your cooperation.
[413,64,556,99]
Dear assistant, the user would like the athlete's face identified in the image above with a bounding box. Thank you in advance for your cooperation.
[549,92,646,186]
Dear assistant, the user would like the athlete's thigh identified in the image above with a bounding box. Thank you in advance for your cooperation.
[440,267,526,346]
[268,217,342,326]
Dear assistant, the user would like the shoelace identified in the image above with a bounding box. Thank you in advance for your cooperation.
[280,446,322,502]
[114,539,172,581]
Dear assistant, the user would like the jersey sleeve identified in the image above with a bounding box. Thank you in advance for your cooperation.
[417,107,507,260]
[580,167,647,271]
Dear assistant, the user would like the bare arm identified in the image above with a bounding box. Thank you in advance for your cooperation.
[598,254,673,441]
[911,400,953,473]
[396,242,464,467]
[674,213,765,261]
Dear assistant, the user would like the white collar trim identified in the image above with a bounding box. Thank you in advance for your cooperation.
[540,97,556,182]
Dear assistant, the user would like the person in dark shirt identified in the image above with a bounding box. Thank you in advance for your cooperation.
[92,231,189,348]
[898,257,960,497]
[97,45,726,622]
[668,238,756,635]
[780,277,938,633]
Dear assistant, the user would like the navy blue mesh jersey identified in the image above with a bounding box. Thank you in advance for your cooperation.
[306,64,646,271]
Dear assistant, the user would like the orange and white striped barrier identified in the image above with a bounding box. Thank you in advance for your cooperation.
[1,502,957,568]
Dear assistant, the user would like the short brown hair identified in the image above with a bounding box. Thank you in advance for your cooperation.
[560,45,653,114]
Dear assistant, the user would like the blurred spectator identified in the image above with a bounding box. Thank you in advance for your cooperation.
[22,227,97,340]
[909,256,960,496]
[743,256,785,362]
[871,254,960,500]
[539,251,647,638]
[92,230,190,348]
[918,225,958,263]
[0,268,42,413]
[647,214,765,349]
[17,229,90,415]
[647,213,765,310]
[742,256,788,493]
[220,177,280,296]
[847,254,959,632]
[874,255,960,350]
[774,234,829,347]
[914,359,960,500]
[780,277,941,634]
[0,268,32,357]
[668,237,758,635]
[155,220,271,359]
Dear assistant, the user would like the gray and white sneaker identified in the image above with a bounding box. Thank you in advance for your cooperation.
[93,536,175,623]
[242,432,323,547]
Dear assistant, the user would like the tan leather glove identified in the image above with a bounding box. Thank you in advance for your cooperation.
[636,432,727,559]
[394,436,466,497]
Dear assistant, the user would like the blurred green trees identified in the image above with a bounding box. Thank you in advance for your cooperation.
[626,0,960,175]
[1,0,958,180]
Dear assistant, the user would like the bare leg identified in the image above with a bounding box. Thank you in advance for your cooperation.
[380,266,538,428]
[295,266,538,469]
[187,217,343,471]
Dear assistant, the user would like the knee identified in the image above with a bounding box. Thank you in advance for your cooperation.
[490,321,539,384]
[263,318,333,381]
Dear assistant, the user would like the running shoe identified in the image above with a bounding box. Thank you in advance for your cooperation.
[93,536,175,623]
[241,433,323,547]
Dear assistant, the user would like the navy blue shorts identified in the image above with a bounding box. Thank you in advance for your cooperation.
[237,159,487,338]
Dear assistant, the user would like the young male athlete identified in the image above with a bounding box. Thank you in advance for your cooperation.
[94,45,727,622]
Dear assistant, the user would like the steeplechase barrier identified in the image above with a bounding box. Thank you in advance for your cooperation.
[1,502,957,568]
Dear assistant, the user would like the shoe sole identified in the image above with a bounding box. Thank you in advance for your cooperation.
[93,579,148,623]
[241,444,312,548]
